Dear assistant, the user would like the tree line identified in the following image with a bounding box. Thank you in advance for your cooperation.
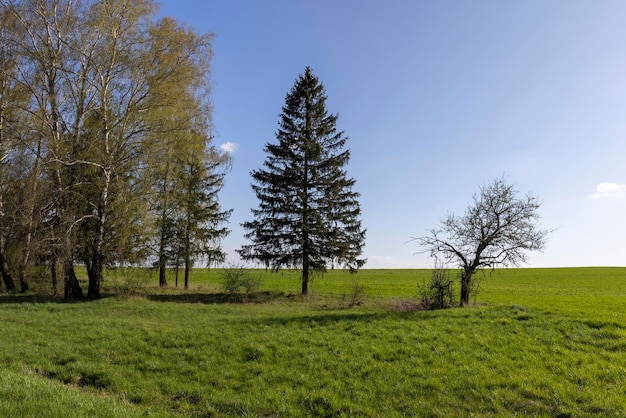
[0,0,231,299]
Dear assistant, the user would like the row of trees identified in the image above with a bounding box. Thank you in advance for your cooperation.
[0,0,231,299]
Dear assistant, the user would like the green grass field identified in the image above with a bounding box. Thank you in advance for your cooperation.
[1,267,626,417]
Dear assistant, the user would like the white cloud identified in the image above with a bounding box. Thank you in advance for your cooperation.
[220,141,238,154]
[591,182,626,198]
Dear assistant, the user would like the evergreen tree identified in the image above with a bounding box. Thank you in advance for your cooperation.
[144,17,219,288]
[239,67,366,295]
[177,143,232,289]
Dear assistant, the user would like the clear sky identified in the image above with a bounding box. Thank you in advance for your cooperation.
[157,0,626,268]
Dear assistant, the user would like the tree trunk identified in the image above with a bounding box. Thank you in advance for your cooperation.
[184,255,190,290]
[159,257,167,287]
[158,225,167,287]
[18,264,29,293]
[460,270,472,306]
[18,211,33,293]
[50,254,58,297]
[182,230,191,289]
[0,196,15,292]
[17,136,43,294]
[64,258,83,300]
[301,264,309,295]
[0,251,15,292]
[88,172,110,299]
[183,213,191,289]
[157,161,171,287]
[0,73,13,293]
[300,189,310,296]
[87,254,102,299]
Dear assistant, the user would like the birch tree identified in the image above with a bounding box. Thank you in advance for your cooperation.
[1,0,228,298]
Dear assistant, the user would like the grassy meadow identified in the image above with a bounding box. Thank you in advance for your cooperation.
[1,267,626,416]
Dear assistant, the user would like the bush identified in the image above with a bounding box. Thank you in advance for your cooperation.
[221,265,261,295]
[239,274,261,295]
[418,267,455,309]
[221,266,245,295]
[348,280,367,307]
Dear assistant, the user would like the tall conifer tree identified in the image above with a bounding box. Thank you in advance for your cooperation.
[239,67,366,294]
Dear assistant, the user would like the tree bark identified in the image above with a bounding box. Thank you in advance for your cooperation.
[301,262,309,295]
[18,265,29,293]
[158,220,168,287]
[50,254,58,297]
[87,171,110,299]
[17,137,44,293]
[175,262,179,288]
[460,270,472,306]
[0,206,16,292]
[0,251,15,292]
[63,258,83,300]
[183,205,191,290]
[157,161,171,287]
[184,255,190,290]
[158,256,167,287]
[87,254,102,299]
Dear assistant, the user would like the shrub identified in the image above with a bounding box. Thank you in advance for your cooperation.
[220,265,261,295]
[221,266,246,295]
[418,267,455,309]
[348,280,367,307]
[239,274,261,295]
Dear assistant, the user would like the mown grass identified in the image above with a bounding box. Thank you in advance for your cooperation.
[1,267,626,416]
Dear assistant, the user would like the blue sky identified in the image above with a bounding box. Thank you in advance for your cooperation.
[158,0,626,268]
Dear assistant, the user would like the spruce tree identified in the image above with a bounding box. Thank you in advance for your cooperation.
[239,67,366,294]
[178,143,232,289]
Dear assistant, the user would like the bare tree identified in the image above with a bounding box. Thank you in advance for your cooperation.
[416,177,550,306]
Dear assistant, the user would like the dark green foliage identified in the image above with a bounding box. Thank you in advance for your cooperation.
[152,146,231,290]
[239,67,366,294]
[177,146,232,289]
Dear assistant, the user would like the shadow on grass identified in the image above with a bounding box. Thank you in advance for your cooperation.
[146,291,297,304]
[0,292,118,304]
[256,311,393,326]
[0,293,57,304]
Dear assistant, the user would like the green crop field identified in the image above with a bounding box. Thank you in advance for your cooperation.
[1,267,626,417]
